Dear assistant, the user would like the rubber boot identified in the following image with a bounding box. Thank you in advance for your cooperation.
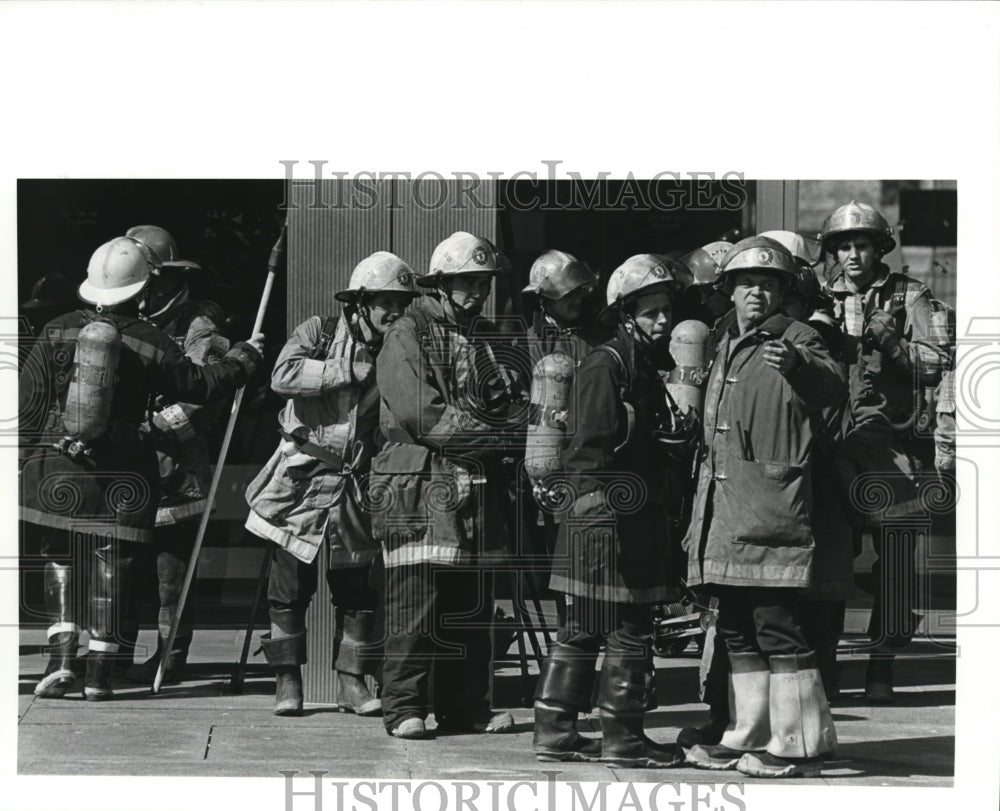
[124,633,192,684]
[262,608,307,717]
[83,648,117,701]
[863,653,896,705]
[112,622,139,678]
[597,642,682,768]
[687,651,770,771]
[736,652,836,778]
[83,542,135,701]
[818,643,841,702]
[35,561,79,698]
[677,625,730,749]
[333,608,382,716]
[126,546,194,683]
[532,643,602,762]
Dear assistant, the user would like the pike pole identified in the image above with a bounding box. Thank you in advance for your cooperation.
[153,222,287,694]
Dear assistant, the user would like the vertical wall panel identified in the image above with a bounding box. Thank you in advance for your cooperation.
[287,179,393,330]
[287,179,391,704]
[755,180,800,232]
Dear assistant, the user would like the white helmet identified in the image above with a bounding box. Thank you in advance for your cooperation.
[758,230,816,268]
[418,231,506,287]
[78,237,157,306]
[334,252,419,303]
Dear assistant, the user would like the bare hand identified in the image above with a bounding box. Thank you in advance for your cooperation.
[762,338,801,374]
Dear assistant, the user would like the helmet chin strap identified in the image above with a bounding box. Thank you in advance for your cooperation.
[622,312,668,365]
[345,302,383,353]
[441,283,479,324]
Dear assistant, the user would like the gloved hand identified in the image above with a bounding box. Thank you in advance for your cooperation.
[865,311,902,357]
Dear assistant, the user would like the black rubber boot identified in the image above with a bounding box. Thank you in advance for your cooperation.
[125,545,194,682]
[262,608,307,717]
[124,633,192,684]
[111,622,139,678]
[597,642,682,768]
[35,561,79,698]
[334,609,381,716]
[677,627,730,749]
[864,654,896,704]
[532,643,601,763]
[83,650,117,701]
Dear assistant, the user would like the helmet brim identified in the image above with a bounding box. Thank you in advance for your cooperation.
[597,280,681,326]
[333,289,420,303]
[78,277,149,307]
[160,259,201,270]
[417,270,500,288]
[821,228,896,256]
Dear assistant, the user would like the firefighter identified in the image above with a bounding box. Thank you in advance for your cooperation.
[521,250,607,626]
[371,232,526,740]
[765,230,862,701]
[675,240,733,327]
[244,252,420,717]
[819,201,952,703]
[683,236,846,778]
[20,273,79,339]
[532,254,695,767]
[520,249,605,366]
[20,236,262,701]
[114,225,229,683]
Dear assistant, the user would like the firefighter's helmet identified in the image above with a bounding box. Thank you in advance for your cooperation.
[125,225,200,269]
[334,251,420,303]
[418,231,507,287]
[78,237,157,306]
[819,200,896,255]
[758,230,822,299]
[701,241,733,266]
[21,273,77,311]
[521,249,596,299]
[758,230,815,267]
[598,254,692,325]
[717,236,798,293]
[679,247,724,286]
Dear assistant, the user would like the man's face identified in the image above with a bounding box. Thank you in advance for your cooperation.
[364,292,411,335]
[835,232,878,288]
[630,290,673,343]
[731,271,783,329]
[445,273,493,318]
[142,269,185,314]
[545,284,592,323]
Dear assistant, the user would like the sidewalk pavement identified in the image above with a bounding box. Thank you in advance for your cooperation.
[17,624,954,786]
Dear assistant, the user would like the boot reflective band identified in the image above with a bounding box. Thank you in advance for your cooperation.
[47,622,80,638]
[88,639,120,653]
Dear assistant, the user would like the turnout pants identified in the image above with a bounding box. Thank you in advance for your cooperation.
[268,546,381,676]
[380,563,494,731]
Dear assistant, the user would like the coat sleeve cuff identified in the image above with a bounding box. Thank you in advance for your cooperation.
[227,342,261,374]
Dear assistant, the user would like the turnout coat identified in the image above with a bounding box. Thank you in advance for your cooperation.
[370,296,525,569]
[683,313,847,589]
[244,316,381,566]
[19,308,258,543]
[548,327,678,604]
[148,295,231,526]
